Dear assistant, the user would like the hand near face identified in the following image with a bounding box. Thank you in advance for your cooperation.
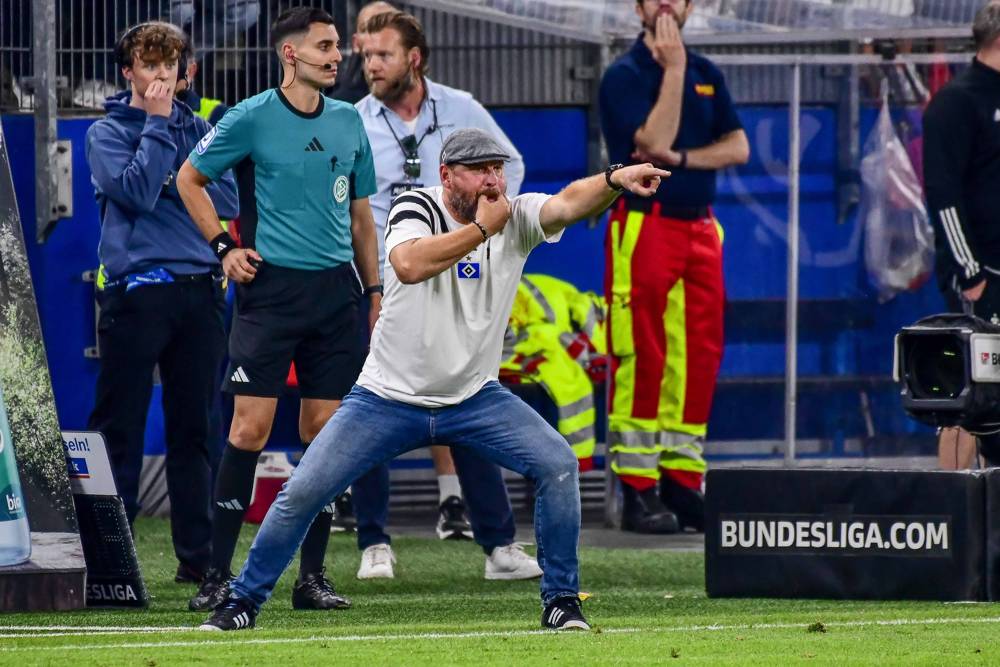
[476,193,512,236]
[651,13,686,70]
[143,80,175,118]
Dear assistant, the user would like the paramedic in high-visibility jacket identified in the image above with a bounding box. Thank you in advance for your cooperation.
[598,0,749,534]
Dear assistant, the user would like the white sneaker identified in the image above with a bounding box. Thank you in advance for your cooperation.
[357,543,395,579]
[485,543,543,581]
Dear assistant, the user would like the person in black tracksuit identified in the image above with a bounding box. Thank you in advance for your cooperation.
[923,3,1000,467]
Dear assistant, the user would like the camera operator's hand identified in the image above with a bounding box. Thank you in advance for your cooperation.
[144,80,174,118]
[963,279,987,303]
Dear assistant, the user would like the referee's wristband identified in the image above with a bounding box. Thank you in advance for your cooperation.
[210,231,237,261]
[363,284,383,297]
[471,220,489,242]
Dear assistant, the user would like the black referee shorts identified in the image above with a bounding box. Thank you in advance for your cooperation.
[223,261,364,400]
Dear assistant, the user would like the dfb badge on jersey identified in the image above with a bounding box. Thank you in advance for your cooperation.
[457,261,480,280]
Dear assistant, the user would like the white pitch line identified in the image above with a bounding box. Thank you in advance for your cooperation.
[0,628,635,650]
[0,625,198,633]
[0,626,199,632]
[4,615,1000,651]
[0,632,180,639]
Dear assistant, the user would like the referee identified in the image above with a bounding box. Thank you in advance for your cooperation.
[923,3,1000,469]
[178,7,381,611]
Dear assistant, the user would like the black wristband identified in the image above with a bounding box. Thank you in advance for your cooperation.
[363,284,383,297]
[471,220,489,242]
[605,164,625,192]
[210,232,237,261]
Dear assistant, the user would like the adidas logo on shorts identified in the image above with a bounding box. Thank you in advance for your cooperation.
[231,367,250,383]
[217,498,244,511]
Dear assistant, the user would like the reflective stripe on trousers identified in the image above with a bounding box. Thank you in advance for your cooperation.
[605,201,724,479]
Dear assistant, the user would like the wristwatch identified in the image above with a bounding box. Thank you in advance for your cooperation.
[605,164,625,192]
[363,284,384,297]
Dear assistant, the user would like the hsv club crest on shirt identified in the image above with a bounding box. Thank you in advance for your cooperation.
[457,261,481,279]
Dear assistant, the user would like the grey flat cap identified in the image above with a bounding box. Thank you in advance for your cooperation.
[440,128,512,165]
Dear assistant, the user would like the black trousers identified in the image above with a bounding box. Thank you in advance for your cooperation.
[88,276,225,572]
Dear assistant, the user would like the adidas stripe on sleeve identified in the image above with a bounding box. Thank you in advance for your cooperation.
[384,191,442,258]
[937,205,981,282]
[922,84,984,289]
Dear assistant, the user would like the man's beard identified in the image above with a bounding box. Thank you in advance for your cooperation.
[370,66,416,104]
[447,187,503,223]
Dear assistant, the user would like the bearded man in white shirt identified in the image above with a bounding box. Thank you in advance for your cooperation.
[199,128,668,633]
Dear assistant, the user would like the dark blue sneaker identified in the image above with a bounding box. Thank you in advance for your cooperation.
[292,569,352,610]
[188,567,232,612]
[542,596,591,631]
[436,495,473,540]
[199,597,257,631]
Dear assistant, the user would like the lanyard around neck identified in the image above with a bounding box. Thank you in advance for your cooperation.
[379,98,440,159]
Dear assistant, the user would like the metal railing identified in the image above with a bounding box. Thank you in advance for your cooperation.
[2,0,352,114]
[2,1,981,464]
[406,0,979,44]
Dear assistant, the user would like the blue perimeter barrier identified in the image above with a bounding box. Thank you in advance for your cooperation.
[3,104,941,460]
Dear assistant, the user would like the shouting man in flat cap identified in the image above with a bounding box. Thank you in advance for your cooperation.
[199,129,669,633]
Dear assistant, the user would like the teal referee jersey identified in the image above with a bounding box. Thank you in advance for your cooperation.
[189,88,376,270]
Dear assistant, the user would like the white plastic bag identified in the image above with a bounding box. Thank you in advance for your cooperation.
[861,91,934,302]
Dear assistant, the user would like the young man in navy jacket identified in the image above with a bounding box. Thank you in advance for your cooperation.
[85,21,238,585]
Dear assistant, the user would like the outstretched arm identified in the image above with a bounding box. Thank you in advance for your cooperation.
[539,164,670,236]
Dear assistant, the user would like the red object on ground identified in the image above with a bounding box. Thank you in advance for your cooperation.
[245,453,295,524]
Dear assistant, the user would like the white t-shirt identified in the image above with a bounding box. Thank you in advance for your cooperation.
[357,186,561,407]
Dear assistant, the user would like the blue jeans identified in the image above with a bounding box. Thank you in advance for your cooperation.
[230,382,581,607]
[350,300,517,554]
[352,447,517,554]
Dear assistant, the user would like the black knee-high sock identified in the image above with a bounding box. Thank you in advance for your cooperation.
[299,440,334,578]
[210,441,261,574]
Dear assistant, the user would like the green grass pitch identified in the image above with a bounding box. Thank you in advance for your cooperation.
[1,517,998,665]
